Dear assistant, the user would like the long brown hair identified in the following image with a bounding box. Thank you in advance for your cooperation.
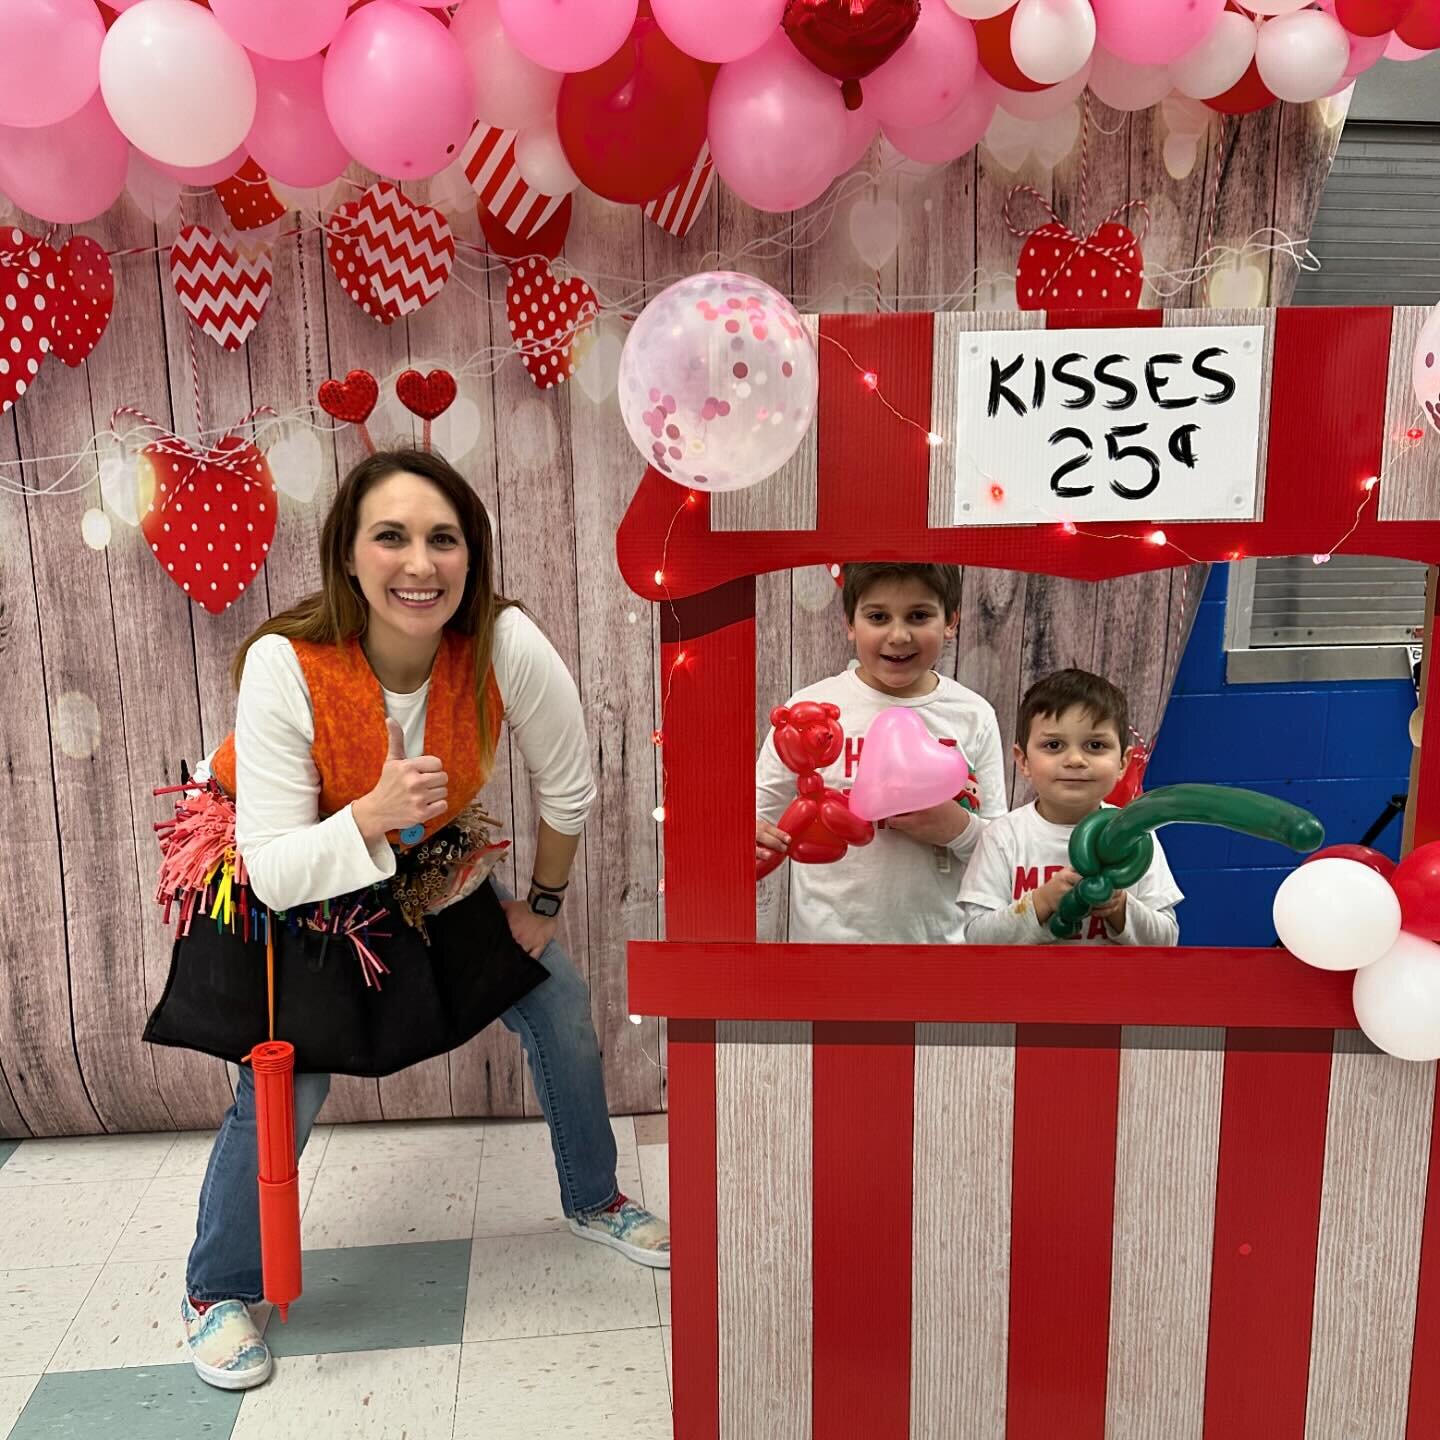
[233,449,515,767]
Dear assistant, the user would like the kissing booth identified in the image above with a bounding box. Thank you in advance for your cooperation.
[619,306,1440,1439]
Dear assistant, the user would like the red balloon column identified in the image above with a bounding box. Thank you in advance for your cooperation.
[248,1039,303,1322]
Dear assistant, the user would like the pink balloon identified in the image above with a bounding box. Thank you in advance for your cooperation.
[1091,0,1227,65]
[0,91,127,223]
[211,0,347,61]
[1344,26,1392,74]
[143,143,249,187]
[247,54,349,187]
[882,81,996,164]
[708,33,845,211]
[496,0,638,73]
[0,0,104,129]
[836,104,880,174]
[863,2,979,129]
[847,708,971,823]
[651,0,785,64]
[323,1,476,179]
[450,0,561,130]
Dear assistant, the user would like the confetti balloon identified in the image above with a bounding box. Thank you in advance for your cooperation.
[618,271,818,492]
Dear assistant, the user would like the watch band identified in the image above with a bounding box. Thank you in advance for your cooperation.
[527,888,563,918]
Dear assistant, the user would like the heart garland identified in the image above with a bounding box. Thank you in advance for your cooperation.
[326,198,396,326]
[0,227,57,413]
[1005,187,1148,312]
[132,422,278,614]
[51,236,114,368]
[169,225,274,350]
[504,256,599,391]
[214,158,288,233]
[351,183,455,320]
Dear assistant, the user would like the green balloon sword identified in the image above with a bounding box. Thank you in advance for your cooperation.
[1050,783,1327,939]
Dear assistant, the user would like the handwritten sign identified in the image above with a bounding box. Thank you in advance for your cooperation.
[950,325,1266,526]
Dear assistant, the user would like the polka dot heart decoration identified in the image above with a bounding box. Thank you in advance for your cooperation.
[0,227,57,415]
[617,270,818,492]
[138,434,277,614]
[50,236,114,368]
[504,256,600,391]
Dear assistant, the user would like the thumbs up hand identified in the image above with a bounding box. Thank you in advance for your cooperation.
[352,718,448,843]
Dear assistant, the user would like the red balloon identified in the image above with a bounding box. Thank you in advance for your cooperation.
[1303,844,1398,879]
[1396,0,1440,49]
[782,0,920,109]
[1392,841,1440,942]
[556,18,708,205]
[974,6,1051,93]
[1204,59,1276,115]
[1335,0,1411,36]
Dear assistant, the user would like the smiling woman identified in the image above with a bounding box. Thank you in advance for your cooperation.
[142,448,670,1392]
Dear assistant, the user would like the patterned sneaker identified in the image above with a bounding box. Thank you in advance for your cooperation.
[181,1295,273,1390]
[568,1194,671,1269]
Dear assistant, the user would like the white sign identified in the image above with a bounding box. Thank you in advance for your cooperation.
[950,325,1265,526]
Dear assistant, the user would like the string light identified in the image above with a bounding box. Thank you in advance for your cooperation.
[1312,552,1332,565]
[653,568,665,585]
[1060,521,1078,536]
[989,483,1006,502]
[1409,427,1426,441]
[1225,548,1243,561]
[651,729,664,745]
[926,431,944,447]
[1363,475,1380,491]
[651,805,666,823]
[1147,529,1168,547]
[861,371,879,390]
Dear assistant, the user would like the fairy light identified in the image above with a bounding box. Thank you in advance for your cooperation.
[861,370,879,390]
[651,729,664,745]
[1147,529,1167,547]
[1226,548,1243,561]
[628,1014,643,1025]
[1312,552,1332,565]
[652,805,666,823]
[653,568,665,585]
[1363,475,1380,491]
[1060,520,1078,536]
[1409,427,1426,441]
[989,483,1005,502]
[926,431,943,447]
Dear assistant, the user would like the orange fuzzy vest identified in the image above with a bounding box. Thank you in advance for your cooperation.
[209,631,503,849]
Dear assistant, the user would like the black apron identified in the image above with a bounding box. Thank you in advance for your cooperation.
[143,875,548,1077]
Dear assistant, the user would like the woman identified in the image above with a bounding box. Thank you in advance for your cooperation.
[146,449,668,1391]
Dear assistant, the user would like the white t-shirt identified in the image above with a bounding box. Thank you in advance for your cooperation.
[959,801,1183,946]
[229,606,595,912]
[755,666,1008,944]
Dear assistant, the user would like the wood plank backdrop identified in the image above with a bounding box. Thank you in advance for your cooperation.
[0,98,1346,1135]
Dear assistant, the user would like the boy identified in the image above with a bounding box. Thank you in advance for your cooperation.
[959,669,1181,945]
[755,563,1008,944]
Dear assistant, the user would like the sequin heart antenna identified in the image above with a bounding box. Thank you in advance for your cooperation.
[317,366,458,453]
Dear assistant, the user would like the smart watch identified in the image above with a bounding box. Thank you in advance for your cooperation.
[527,879,566,918]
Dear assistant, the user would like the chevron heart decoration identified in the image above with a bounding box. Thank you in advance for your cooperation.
[169,226,273,351]
[350,182,455,320]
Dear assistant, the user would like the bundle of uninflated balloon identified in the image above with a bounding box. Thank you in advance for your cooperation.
[1273,840,1440,1061]
[1,0,1435,226]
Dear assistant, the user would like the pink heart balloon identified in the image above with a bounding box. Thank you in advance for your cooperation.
[847,707,970,822]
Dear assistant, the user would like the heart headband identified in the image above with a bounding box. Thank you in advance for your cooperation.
[316,367,458,454]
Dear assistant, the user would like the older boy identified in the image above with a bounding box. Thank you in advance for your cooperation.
[756,563,1008,944]
[960,669,1181,945]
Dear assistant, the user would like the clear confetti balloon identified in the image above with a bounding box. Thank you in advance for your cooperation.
[618,271,818,493]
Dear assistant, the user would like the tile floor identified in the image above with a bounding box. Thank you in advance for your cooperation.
[0,1115,672,1439]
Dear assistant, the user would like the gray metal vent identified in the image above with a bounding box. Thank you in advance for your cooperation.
[1248,553,1426,646]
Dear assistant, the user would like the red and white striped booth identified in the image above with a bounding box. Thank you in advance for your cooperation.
[618,307,1440,1440]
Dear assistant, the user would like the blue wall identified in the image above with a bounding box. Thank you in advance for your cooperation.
[1145,567,1415,947]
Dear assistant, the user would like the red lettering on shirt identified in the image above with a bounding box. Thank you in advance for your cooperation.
[844,737,863,778]
[1014,867,1038,899]
[1087,916,1110,940]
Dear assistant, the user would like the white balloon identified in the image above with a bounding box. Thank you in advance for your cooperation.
[1086,46,1172,112]
[451,0,560,131]
[994,57,1091,119]
[514,123,579,197]
[1011,0,1096,85]
[1353,931,1440,1061]
[618,272,818,493]
[1171,12,1257,99]
[944,0,1012,16]
[1272,858,1402,971]
[1255,9,1349,104]
[1246,0,1307,12]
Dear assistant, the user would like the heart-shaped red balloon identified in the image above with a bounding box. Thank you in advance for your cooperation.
[782,0,920,109]
[396,368,457,421]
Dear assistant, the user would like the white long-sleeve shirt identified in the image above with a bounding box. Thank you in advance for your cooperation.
[959,801,1182,946]
[230,607,595,912]
[756,666,1008,944]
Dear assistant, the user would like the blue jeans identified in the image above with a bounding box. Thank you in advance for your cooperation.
[186,890,619,1303]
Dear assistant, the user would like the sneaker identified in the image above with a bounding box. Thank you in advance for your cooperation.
[181,1295,273,1390]
[567,1194,671,1269]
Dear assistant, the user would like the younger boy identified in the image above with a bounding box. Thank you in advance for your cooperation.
[959,669,1182,945]
[756,563,1008,944]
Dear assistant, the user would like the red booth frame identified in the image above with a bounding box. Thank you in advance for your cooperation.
[617,308,1440,1439]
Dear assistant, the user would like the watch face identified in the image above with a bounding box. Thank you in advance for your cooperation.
[530,892,562,918]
